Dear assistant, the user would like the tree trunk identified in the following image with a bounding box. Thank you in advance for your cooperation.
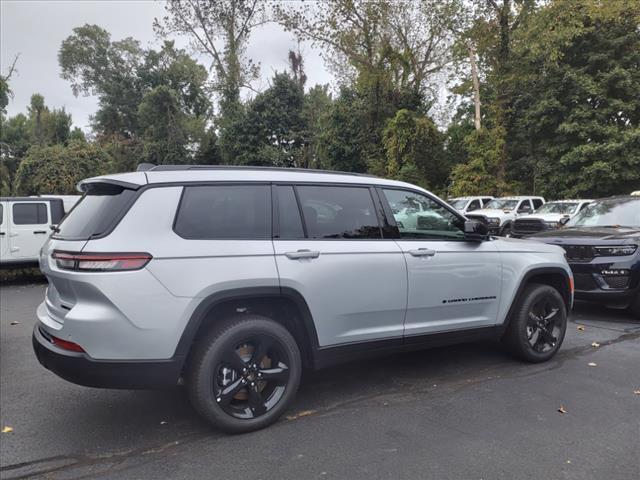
[468,43,481,131]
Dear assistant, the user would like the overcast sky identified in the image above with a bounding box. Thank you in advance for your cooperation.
[1,0,333,131]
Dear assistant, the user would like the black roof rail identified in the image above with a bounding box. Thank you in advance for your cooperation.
[144,164,377,178]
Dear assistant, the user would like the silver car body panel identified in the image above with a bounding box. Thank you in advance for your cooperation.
[36,170,572,364]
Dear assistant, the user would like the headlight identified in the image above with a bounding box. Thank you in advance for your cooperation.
[544,221,559,228]
[488,217,500,225]
[595,245,637,256]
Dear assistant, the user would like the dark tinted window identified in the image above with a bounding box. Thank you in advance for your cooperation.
[532,199,544,209]
[518,201,532,213]
[0,204,3,225]
[296,186,381,239]
[54,184,137,240]
[175,185,271,239]
[383,189,464,240]
[13,203,48,225]
[275,186,304,239]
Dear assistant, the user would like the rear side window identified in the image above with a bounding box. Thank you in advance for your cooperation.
[54,183,137,240]
[0,204,3,225]
[532,198,544,209]
[296,186,381,239]
[13,203,48,225]
[174,185,271,239]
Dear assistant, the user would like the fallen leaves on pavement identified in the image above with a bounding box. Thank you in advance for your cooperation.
[577,325,585,331]
[558,405,567,414]
[286,410,317,421]
[10,321,19,325]
[588,362,597,367]
[2,426,13,433]
[633,390,640,395]
[591,342,600,347]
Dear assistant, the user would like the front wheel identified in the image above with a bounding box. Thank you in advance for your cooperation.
[502,283,567,363]
[187,315,302,433]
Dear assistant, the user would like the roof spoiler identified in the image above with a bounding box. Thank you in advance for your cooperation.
[76,178,142,193]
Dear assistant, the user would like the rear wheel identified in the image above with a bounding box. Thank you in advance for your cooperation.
[187,315,301,433]
[503,283,567,362]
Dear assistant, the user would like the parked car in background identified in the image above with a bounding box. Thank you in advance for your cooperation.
[33,166,572,433]
[447,196,494,215]
[529,196,640,317]
[465,196,546,236]
[511,199,593,238]
[0,195,80,268]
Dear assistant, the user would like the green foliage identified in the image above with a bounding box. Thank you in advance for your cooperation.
[14,142,111,195]
[226,73,307,166]
[376,109,445,191]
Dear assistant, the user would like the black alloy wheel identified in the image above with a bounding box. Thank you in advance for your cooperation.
[525,296,563,353]
[214,334,291,419]
[503,283,567,363]
[188,315,301,433]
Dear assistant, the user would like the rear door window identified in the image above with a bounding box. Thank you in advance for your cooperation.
[54,183,137,240]
[12,203,48,225]
[532,198,544,209]
[174,185,271,239]
[296,186,382,239]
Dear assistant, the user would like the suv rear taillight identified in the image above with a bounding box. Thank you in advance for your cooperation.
[52,251,152,271]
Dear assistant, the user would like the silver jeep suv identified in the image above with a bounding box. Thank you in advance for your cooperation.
[34,166,573,433]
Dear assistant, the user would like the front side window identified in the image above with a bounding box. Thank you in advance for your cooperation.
[535,202,578,214]
[12,203,48,225]
[468,200,481,211]
[518,201,532,213]
[382,189,464,240]
[296,186,381,239]
[175,185,271,239]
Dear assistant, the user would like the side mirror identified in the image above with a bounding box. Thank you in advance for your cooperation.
[464,220,489,242]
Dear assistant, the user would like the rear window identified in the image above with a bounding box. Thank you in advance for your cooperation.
[296,186,382,239]
[53,183,137,240]
[174,185,271,239]
[13,203,48,225]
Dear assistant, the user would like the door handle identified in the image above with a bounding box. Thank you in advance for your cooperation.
[285,249,320,260]
[0,232,5,236]
[408,248,436,257]
[33,230,47,234]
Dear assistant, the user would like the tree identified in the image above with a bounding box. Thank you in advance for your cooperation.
[14,142,111,195]
[138,86,190,165]
[510,0,640,197]
[155,0,267,161]
[376,109,445,191]
[226,72,307,166]
[302,84,332,169]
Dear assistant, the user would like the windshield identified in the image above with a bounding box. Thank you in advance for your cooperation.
[484,199,518,210]
[567,198,640,228]
[448,199,468,209]
[535,202,579,214]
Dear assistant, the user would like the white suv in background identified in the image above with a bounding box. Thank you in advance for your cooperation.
[465,196,546,236]
[0,196,79,268]
[448,196,494,215]
[33,166,572,433]
[512,199,593,238]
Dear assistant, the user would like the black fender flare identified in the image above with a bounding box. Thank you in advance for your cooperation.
[173,286,319,360]
[500,266,572,332]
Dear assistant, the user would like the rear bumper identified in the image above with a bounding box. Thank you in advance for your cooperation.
[32,326,184,389]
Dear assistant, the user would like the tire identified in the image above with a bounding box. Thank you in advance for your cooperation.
[502,283,567,363]
[187,315,302,433]
[500,223,512,237]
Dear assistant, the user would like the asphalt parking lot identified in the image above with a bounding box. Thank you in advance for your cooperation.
[1,282,639,480]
